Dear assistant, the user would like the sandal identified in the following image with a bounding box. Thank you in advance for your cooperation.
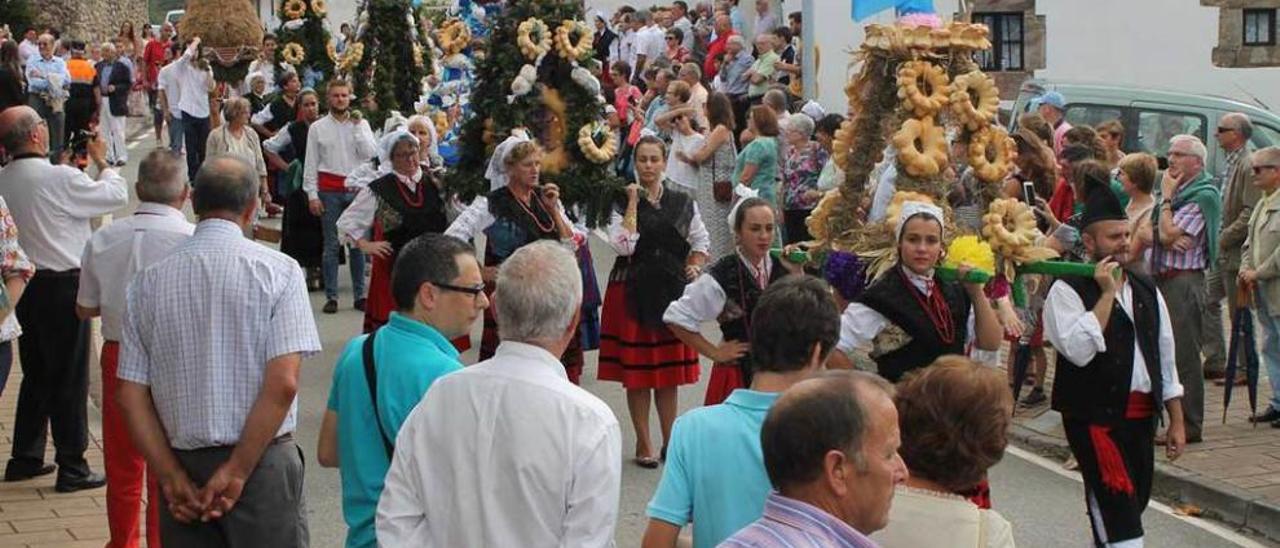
[633,456,660,469]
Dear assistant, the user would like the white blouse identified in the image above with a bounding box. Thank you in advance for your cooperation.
[604,200,710,257]
[663,252,772,333]
[837,269,975,354]
[335,172,422,246]
[444,196,582,245]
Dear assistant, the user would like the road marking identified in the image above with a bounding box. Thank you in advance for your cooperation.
[1006,446,1269,547]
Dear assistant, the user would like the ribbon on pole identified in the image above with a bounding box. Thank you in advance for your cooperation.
[852,0,938,22]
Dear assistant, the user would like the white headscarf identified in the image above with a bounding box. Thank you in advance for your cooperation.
[379,129,421,177]
[484,129,532,191]
[895,201,944,241]
[725,187,761,228]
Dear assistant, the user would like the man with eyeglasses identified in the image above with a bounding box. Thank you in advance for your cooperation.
[318,233,485,548]
[1240,146,1280,427]
[1151,134,1223,444]
[25,33,70,158]
[1209,113,1260,386]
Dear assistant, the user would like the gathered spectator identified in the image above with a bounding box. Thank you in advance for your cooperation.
[671,1,695,50]
[593,10,619,70]
[25,33,70,158]
[745,34,778,103]
[677,91,737,257]
[1120,153,1159,266]
[1097,119,1125,169]
[63,42,97,159]
[17,27,38,67]
[643,274,836,548]
[141,23,174,143]
[664,27,690,65]
[377,241,621,547]
[617,13,638,78]
[1213,112,1260,386]
[1241,146,1280,427]
[319,234,486,548]
[659,82,703,190]
[118,155,321,545]
[717,35,752,135]
[93,42,132,167]
[772,27,799,92]
[245,34,292,95]
[76,149,193,548]
[1017,111,1054,148]
[780,114,824,244]
[643,67,675,134]
[156,41,184,154]
[750,0,777,40]
[1033,90,1071,154]
[0,40,25,111]
[736,105,780,208]
[872,356,1016,548]
[815,113,845,192]
[174,37,216,181]
[703,12,735,83]
[0,106,124,492]
[206,97,269,205]
[634,10,665,83]
[678,63,708,127]
[721,370,905,546]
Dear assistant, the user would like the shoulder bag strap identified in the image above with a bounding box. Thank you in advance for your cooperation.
[362,330,396,459]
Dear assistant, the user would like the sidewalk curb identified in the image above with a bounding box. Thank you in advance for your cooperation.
[1008,423,1279,543]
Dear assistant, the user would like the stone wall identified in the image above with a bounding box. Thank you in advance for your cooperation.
[957,0,1047,99]
[1202,0,1280,67]
[34,0,149,45]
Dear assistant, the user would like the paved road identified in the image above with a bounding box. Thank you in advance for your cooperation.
[111,127,1270,547]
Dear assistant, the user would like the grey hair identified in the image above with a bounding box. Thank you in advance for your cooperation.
[727,35,746,48]
[136,149,186,204]
[785,113,814,137]
[495,241,583,345]
[1254,146,1280,168]
[635,9,652,24]
[192,155,259,216]
[222,97,251,123]
[1170,134,1208,163]
[0,108,41,151]
[1223,112,1254,139]
[764,88,788,114]
[101,42,116,54]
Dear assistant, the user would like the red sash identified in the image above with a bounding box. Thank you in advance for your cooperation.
[318,172,347,193]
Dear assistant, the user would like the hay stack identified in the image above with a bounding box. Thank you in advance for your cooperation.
[180,0,264,83]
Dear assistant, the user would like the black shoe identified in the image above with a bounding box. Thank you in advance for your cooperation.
[353,298,366,312]
[323,299,338,314]
[1251,407,1280,424]
[54,472,106,493]
[1020,388,1047,407]
[4,463,55,482]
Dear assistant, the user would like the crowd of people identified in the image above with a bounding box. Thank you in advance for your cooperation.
[0,4,1277,548]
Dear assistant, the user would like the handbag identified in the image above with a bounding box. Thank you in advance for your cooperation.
[712,149,733,203]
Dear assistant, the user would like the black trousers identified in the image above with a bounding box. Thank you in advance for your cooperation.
[182,112,211,182]
[7,271,91,479]
[1063,416,1156,547]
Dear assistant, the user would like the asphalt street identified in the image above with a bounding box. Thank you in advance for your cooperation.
[107,128,1270,547]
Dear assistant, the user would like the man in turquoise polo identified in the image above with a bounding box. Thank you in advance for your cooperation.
[641,275,841,548]
[317,234,488,548]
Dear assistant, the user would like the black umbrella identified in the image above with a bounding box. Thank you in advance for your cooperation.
[1223,287,1262,426]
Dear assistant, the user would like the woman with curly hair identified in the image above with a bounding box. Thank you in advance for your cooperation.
[872,356,1016,548]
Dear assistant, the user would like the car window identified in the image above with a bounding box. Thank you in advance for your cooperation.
[1064,104,1123,128]
[1253,123,1280,149]
[1134,110,1205,158]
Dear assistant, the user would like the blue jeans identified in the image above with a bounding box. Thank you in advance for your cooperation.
[1253,293,1280,411]
[167,114,185,155]
[320,190,365,301]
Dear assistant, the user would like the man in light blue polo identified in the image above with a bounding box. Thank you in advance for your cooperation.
[641,275,840,548]
[317,233,488,548]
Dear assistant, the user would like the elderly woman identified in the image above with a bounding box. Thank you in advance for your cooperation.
[446,134,585,380]
[207,97,269,199]
[1119,152,1159,267]
[0,197,32,397]
[780,113,825,244]
[338,130,448,334]
[598,135,710,468]
[871,356,1016,548]
[406,114,444,174]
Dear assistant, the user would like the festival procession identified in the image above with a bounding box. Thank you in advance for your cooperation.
[0,0,1279,546]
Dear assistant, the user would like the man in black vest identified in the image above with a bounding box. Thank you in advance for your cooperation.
[1043,176,1187,548]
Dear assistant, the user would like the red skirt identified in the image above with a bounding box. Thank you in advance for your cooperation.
[597,281,700,389]
[704,363,745,406]
[479,279,584,384]
[362,231,471,352]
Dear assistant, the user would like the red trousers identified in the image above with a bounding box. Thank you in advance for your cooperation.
[101,341,161,548]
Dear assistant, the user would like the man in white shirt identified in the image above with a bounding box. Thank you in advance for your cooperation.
[751,0,778,41]
[118,155,321,545]
[304,79,377,314]
[18,27,39,66]
[155,42,185,154]
[174,37,215,181]
[0,106,127,491]
[377,241,622,547]
[76,149,194,547]
[616,13,638,73]
[633,10,665,84]
[672,1,696,51]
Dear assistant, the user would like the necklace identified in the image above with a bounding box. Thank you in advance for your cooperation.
[510,187,556,233]
[898,267,955,345]
[644,181,664,207]
[395,175,424,208]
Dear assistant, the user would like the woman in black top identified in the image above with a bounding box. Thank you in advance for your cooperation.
[0,41,24,112]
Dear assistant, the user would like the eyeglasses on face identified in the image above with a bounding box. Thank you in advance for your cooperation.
[1217,126,1237,134]
[433,281,486,298]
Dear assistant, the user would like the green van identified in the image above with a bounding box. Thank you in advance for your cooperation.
[1010,79,1280,177]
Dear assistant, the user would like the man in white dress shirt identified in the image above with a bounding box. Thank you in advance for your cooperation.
[304,79,377,314]
[377,241,622,548]
[173,37,215,181]
[76,150,194,547]
[0,106,126,491]
[118,155,321,545]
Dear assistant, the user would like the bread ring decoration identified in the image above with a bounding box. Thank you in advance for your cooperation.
[981,198,1058,276]
[283,0,307,20]
[968,126,1017,184]
[577,121,617,163]
[439,19,473,56]
[832,119,856,172]
[896,61,950,118]
[950,71,1000,131]
[554,20,594,61]
[892,117,949,179]
[310,0,327,17]
[517,18,552,60]
[280,43,305,66]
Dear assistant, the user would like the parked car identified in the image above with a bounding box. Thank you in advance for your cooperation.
[165,10,185,27]
[1010,79,1280,177]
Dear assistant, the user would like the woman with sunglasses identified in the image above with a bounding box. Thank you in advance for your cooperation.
[664,28,690,65]
[338,129,450,334]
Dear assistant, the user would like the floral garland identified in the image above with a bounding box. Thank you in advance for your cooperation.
[517,18,551,60]
[330,42,364,73]
[413,43,425,68]
[553,20,593,61]
[577,121,616,163]
[438,19,472,57]
[280,43,306,66]
[310,0,327,17]
[283,0,307,20]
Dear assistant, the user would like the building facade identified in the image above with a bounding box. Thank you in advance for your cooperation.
[35,0,148,44]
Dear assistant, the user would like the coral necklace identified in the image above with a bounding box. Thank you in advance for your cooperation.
[510,186,556,233]
[395,174,425,208]
[898,267,955,345]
